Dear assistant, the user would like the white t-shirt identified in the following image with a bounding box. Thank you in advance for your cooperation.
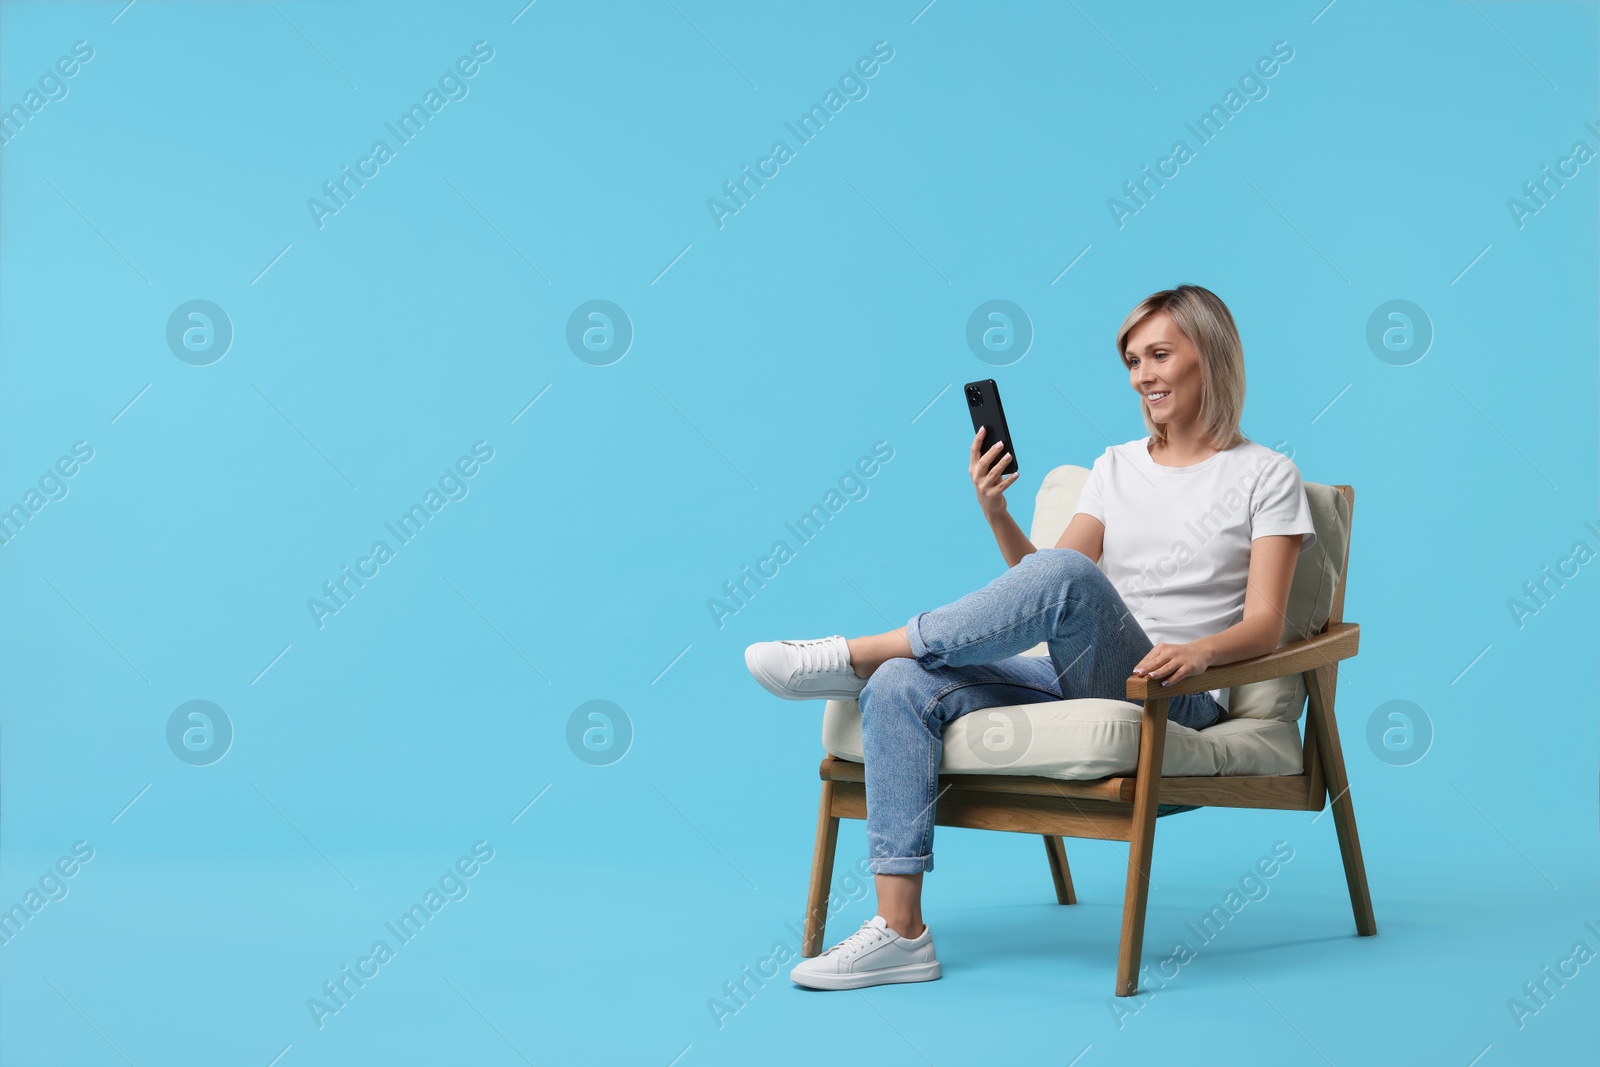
[1071,436,1318,714]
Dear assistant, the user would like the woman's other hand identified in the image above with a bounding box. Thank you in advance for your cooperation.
[969,427,1018,519]
[1131,642,1216,687]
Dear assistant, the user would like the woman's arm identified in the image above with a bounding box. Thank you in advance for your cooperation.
[1053,512,1104,564]
[984,508,1104,570]
[985,508,1038,569]
[969,429,1105,568]
[1132,533,1303,686]
[970,428,1032,568]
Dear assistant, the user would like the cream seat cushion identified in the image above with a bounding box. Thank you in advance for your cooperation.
[821,699,1304,780]
[818,461,1350,780]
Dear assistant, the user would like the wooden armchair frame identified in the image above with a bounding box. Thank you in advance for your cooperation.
[800,485,1375,996]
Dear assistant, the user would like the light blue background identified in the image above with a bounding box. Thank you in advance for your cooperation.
[2,1,1595,1064]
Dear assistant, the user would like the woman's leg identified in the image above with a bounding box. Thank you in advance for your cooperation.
[851,548,1222,730]
[858,653,1068,936]
[842,549,1220,943]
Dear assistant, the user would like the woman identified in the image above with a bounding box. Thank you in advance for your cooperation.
[744,284,1318,991]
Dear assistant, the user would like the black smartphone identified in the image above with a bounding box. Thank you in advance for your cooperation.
[964,379,1018,476]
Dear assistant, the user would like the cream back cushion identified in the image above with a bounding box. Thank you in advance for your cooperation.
[1026,463,1349,722]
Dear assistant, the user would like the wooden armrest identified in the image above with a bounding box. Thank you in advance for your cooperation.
[1125,622,1359,700]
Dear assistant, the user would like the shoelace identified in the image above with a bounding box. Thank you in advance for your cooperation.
[787,636,847,677]
[822,920,888,959]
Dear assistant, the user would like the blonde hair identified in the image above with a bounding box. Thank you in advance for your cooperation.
[1116,284,1247,452]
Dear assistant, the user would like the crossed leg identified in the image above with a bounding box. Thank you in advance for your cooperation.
[842,549,1223,937]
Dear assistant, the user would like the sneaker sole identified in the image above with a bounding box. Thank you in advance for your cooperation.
[744,645,867,702]
[790,960,941,990]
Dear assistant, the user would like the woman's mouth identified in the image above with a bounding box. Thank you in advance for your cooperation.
[1146,390,1170,406]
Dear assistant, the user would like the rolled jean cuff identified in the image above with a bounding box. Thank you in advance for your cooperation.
[904,613,937,669]
[869,854,934,875]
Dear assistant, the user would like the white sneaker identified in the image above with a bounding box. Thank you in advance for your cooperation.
[791,915,940,990]
[743,635,867,701]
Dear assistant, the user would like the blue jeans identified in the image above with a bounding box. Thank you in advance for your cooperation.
[860,548,1224,875]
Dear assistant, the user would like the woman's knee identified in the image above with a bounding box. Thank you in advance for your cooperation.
[860,658,927,707]
[1029,546,1098,584]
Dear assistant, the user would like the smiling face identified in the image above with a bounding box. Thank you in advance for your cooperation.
[1123,311,1203,430]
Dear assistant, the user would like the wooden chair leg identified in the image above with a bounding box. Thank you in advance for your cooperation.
[1043,836,1077,904]
[802,780,841,957]
[1116,697,1169,997]
[1305,665,1377,936]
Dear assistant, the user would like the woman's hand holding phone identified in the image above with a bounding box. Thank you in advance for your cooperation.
[969,426,1019,519]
